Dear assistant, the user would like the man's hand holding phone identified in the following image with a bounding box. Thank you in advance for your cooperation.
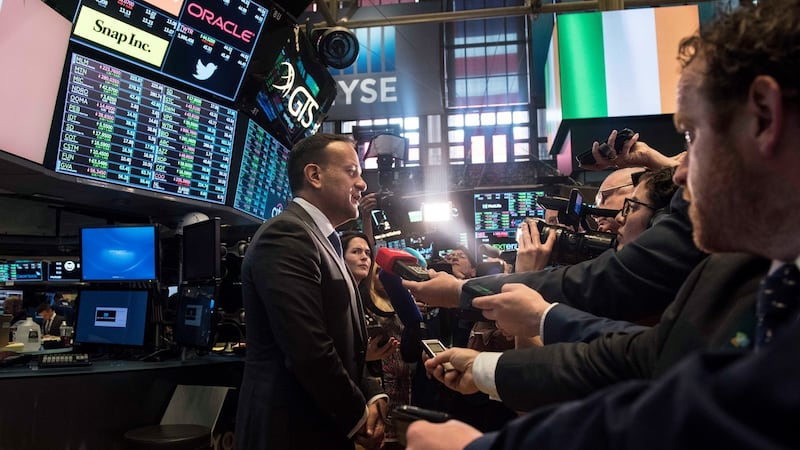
[423,347,481,395]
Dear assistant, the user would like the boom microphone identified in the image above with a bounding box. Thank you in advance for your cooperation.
[375,247,430,282]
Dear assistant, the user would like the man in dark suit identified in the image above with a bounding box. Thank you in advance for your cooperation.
[235,134,387,450]
[36,302,63,336]
[406,2,800,448]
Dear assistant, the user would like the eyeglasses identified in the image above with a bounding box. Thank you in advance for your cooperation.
[595,182,633,205]
[620,197,657,218]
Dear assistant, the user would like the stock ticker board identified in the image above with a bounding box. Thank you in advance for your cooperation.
[53,53,236,204]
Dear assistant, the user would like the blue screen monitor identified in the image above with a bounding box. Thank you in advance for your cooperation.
[81,225,158,282]
[174,284,216,349]
[74,289,149,346]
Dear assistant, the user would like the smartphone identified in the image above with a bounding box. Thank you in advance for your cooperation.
[421,339,455,372]
[368,324,390,347]
[391,405,452,447]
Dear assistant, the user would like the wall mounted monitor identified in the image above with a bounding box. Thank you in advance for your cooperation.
[0,260,45,283]
[174,284,216,349]
[47,52,236,204]
[474,190,546,251]
[237,16,337,146]
[69,0,270,101]
[182,217,222,282]
[229,118,292,221]
[48,260,83,282]
[0,0,71,164]
[81,225,158,282]
[74,289,149,346]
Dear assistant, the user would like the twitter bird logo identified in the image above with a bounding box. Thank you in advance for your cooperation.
[193,60,218,81]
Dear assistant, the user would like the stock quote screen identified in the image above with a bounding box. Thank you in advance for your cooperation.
[0,261,45,283]
[231,118,291,221]
[70,0,269,101]
[474,190,545,249]
[51,53,236,204]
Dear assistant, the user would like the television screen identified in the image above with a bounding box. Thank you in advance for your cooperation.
[48,260,83,282]
[229,118,292,221]
[174,284,216,348]
[474,190,545,251]
[48,52,236,204]
[0,260,45,283]
[237,16,337,146]
[70,0,270,101]
[74,289,149,346]
[182,217,222,282]
[81,225,158,282]
[0,0,71,164]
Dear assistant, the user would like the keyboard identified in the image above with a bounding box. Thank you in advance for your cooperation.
[38,353,92,369]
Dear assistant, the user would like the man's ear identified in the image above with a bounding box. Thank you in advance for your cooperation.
[304,163,323,190]
[749,75,783,158]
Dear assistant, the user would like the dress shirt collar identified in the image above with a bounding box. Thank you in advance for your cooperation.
[768,256,800,276]
[293,197,336,240]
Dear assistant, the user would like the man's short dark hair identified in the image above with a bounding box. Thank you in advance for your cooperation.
[678,1,800,130]
[638,166,678,211]
[287,133,356,195]
[36,302,53,314]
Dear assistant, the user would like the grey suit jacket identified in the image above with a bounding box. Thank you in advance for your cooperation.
[493,253,769,412]
[235,202,382,450]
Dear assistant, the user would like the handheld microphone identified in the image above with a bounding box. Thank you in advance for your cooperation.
[479,244,502,258]
[378,269,424,326]
[375,247,430,282]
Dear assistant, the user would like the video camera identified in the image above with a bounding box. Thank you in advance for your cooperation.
[525,218,616,266]
[528,189,618,265]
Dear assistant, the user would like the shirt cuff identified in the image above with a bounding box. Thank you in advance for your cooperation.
[346,395,389,438]
[539,302,560,345]
[473,352,502,401]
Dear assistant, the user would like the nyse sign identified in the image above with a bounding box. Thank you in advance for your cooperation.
[337,77,397,105]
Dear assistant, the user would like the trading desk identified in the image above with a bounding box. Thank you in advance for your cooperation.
[0,354,243,450]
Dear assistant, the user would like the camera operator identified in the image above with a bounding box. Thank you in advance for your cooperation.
[403,134,702,325]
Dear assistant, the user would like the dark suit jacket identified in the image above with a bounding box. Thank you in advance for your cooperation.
[42,315,64,336]
[542,303,649,344]
[492,253,769,412]
[463,189,707,322]
[468,310,800,450]
[235,202,383,450]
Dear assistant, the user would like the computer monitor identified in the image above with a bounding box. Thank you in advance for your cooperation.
[0,260,45,282]
[47,259,82,282]
[80,225,158,282]
[74,289,149,346]
[182,218,222,282]
[174,284,217,349]
[473,189,546,252]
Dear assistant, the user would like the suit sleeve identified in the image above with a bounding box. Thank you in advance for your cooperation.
[466,324,800,450]
[247,219,368,434]
[462,189,706,322]
[543,304,649,344]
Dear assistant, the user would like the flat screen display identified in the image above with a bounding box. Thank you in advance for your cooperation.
[0,260,44,283]
[0,0,71,164]
[81,225,157,282]
[48,260,83,282]
[474,190,545,251]
[50,52,236,204]
[230,118,291,220]
[75,289,148,346]
[174,284,216,348]
[237,17,337,146]
[70,0,270,101]
[182,218,221,282]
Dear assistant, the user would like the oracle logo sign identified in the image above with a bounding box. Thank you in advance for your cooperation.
[185,3,255,44]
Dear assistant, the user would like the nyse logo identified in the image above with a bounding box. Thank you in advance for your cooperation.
[332,26,398,106]
[273,62,319,130]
